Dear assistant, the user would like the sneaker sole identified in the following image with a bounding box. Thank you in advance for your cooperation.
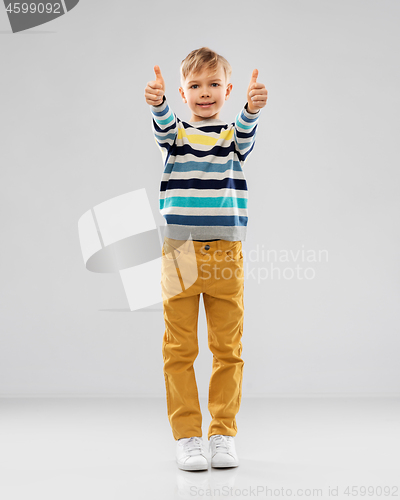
[177,461,208,471]
[211,461,239,468]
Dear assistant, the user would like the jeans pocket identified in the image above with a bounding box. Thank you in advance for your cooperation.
[162,241,184,262]
[224,242,243,262]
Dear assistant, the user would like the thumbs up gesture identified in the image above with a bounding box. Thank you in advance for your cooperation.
[246,69,268,113]
[145,65,166,106]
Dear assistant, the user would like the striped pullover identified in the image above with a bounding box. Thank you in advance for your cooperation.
[150,96,261,241]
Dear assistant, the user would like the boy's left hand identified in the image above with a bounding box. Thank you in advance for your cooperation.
[247,69,268,113]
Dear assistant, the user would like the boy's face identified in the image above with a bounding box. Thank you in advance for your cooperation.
[179,65,233,122]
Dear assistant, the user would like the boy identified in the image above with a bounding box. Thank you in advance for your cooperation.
[144,47,268,471]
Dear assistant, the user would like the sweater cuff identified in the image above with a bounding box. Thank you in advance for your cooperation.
[243,102,260,119]
[150,95,167,113]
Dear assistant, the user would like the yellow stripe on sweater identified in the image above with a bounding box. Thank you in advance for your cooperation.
[177,128,234,145]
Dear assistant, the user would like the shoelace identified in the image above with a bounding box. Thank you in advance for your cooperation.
[212,435,233,453]
[183,437,204,456]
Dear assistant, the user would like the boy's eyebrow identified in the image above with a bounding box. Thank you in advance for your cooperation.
[187,78,223,85]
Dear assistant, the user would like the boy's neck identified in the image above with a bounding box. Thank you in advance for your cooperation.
[189,110,222,123]
[186,117,226,126]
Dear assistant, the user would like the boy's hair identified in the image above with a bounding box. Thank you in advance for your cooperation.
[180,47,232,84]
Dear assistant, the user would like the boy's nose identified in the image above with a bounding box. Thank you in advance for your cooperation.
[201,88,210,97]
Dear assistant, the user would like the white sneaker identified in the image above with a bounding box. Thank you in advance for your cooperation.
[209,435,239,468]
[176,436,208,471]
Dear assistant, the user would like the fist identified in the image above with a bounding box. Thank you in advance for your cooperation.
[246,69,268,113]
[144,65,165,106]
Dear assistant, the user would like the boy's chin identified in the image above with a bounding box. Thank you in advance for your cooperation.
[194,115,214,122]
[191,108,221,121]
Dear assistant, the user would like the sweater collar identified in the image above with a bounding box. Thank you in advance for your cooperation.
[182,118,227,128]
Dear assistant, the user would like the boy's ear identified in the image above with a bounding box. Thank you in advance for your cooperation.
[225,83,233,101]
[179,87,187,103]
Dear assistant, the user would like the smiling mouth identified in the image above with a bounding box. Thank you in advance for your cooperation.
[197,102,215,107]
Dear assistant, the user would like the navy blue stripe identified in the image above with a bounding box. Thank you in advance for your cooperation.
[153,119,177,134]
[236,127,257,139]
[165,214,248,226]
[236,142,256,162]
[161,177,247,192]
[181,121,229,134]
[174,142,235,158]
[156,141,174,152]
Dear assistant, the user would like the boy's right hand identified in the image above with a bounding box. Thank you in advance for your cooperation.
[145,65,165,106]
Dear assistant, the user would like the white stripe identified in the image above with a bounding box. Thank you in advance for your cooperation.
[161,207,248,216]
[162,170,247,181]
[179,122,233,133]
[165,151,236,164]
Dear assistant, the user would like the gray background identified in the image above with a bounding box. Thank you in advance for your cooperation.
[1,0,399,396]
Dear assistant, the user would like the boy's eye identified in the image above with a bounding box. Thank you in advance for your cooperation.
[190,83,219,89]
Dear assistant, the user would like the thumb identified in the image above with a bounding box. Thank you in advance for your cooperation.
[250,69,258,86]
[154,65,164,85]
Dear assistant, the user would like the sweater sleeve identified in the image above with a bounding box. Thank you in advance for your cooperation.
[150,96,178,159]
[234,103,261,165]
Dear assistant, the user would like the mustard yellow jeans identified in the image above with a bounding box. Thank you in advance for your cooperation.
[161,236,245,441]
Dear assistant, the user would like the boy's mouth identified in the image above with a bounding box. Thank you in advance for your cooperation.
[197,102,215,108]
